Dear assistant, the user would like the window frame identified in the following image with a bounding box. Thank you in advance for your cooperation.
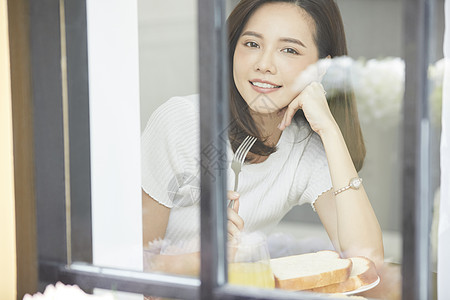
[401,0,434,298]
[18,0,435,299]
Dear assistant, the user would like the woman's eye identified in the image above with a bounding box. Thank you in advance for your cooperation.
[282,48,299,55]
[244,41,259,48]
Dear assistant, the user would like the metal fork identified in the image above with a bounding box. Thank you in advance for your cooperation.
[228,135,257,208]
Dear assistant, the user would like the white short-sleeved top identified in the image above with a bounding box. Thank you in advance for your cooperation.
[141,95,332,248]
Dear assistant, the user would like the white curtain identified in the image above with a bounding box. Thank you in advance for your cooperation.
[438,0,450,299]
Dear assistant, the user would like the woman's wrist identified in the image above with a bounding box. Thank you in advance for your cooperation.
[318,119,358,188]
[317,120,341,141]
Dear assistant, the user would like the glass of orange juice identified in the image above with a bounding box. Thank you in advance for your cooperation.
[227,232,275,289]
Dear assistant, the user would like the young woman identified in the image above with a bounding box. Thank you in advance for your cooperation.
[141,0,384,276]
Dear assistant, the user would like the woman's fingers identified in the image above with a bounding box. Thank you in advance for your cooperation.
[279,98,301,130]
[228,206,244,230]
[300,82,335,134]
[285,100,301,127]
[227,190,240,201]
[227,200,244,240]
[278,82,330,131]
[227,220,241,240]
[309,81,326,95]
[232,197,240,213]
[277,107,287,117]
[227,191,243,239]
[227,190,240,213]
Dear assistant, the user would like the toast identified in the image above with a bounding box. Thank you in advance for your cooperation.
[270,250,352,291]
[309,256,378,293]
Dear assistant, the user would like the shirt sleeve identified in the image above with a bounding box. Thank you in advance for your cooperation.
[297,134,333,210]
[141,96,201,208]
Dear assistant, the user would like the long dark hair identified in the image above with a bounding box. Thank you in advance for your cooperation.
[227,0,366,171]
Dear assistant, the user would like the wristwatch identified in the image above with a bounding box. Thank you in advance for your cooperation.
[334,177,363,196]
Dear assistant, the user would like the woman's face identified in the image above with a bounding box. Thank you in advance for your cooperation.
[233,2,319,113]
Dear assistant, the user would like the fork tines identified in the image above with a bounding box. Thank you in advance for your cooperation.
[235,136,257,163]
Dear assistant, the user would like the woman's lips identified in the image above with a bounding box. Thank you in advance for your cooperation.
[249,80,282,94]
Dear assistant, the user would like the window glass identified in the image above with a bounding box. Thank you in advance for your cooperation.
[68,0,444,298]
[75,0,202,282]
[138,0,201,279]
[222,0,444,298]
[139,0,201,279]
[224,0,405,297]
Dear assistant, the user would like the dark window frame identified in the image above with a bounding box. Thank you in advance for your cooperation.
[18,0,435,299]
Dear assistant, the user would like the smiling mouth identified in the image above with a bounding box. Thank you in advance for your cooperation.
[250,81,282,89]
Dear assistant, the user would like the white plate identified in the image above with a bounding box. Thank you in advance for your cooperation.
[341,276,380,295]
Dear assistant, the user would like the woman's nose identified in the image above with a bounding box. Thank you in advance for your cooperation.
[254,51,277,74]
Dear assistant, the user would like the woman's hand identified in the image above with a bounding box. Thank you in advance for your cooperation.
[278,82,337,136]
[227,191,244,240]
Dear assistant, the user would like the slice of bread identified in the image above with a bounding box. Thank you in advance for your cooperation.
[309,256,378,293]
[270,250,352,291]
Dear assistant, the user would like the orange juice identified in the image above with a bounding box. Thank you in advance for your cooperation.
[228,262,275,289]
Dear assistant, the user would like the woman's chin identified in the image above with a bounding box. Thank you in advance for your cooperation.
[243,96,285,115]
[248,105,280,115]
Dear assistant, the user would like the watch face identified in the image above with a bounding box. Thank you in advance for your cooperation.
[350,177,363,189]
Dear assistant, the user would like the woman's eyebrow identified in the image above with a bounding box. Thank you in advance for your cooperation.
[241,31,306,48]
[241,31,263,39]
[280,37,307,48]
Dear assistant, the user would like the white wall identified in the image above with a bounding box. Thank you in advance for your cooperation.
[138,0,198,131]
[87,0,143,271]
